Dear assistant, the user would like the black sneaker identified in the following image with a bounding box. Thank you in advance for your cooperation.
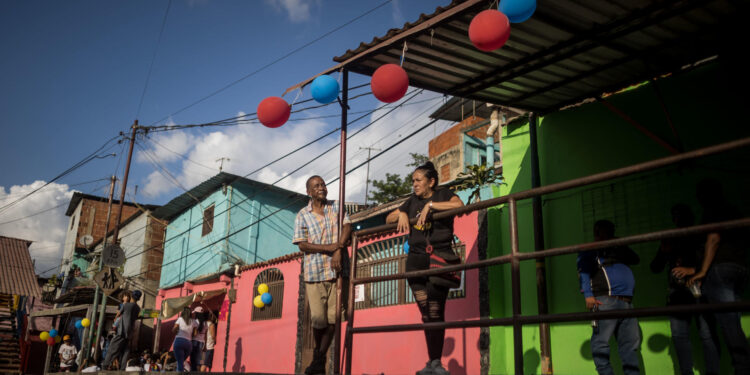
[304,356,326,375]
[430,359,450,375]
[416,361,434,375]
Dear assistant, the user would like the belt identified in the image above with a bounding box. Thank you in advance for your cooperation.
[603,295,632,303]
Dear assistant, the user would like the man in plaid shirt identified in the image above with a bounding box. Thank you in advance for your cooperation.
[293,175,351,375]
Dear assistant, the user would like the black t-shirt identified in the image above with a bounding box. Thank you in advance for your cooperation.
[701,203,747,266]
[398,188,458,253]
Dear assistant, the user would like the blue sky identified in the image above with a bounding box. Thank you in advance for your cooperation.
[0,0,453,274]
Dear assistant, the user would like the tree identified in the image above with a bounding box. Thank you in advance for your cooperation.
[367,153,428,205]
[453,164,504,204]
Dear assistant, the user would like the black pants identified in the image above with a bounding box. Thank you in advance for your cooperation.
[102,334,130,370]
[406,251,450,361]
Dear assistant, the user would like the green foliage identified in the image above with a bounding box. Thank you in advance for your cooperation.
[367,153,428,205]
[453,164,504,203]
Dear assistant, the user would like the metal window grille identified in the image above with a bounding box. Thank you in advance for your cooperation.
[353,234,466,310]
[251,268,284,321]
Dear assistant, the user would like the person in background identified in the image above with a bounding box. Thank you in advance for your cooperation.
[160,351,177,372]
[652,204,720,375]
[577,220,641,375]
[686,179,750,373]
[124,356,142,371]
[202,312,218,372]
[386,161,464,375]
[102,290,141,370]
[293,175,352,375]
[171,307,193,372]
[190,306,208,371]
[58,335,78,372]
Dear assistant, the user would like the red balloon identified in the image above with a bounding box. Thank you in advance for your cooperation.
[371,64,409,103]
[468,9,511,52]
[46,337,55,345]
[257,96,291,128]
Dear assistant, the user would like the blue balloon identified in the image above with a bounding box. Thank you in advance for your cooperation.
[499,0,536,23]
[49,329,58,338]
[261,292,272,305]
[403,241,409,254]
[310,75,340,104]
[75,320,83,329]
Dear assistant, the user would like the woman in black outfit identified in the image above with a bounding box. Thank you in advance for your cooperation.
[387,161,464,375]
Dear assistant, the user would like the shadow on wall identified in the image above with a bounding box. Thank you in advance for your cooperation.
[443,336,466,375]
[524,348,540,375]
[232,337,242,372]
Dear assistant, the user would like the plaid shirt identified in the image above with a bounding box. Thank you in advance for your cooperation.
[293,200,350,282]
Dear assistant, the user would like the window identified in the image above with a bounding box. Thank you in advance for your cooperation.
[202,205,214,237]
[252,268,284,321]
[353,235,465,310]
[70,215,76,230]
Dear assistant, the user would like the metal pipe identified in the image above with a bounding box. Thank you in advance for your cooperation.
[350,218,750,285]
[529,113,552,373]
[354,136,750,238]
[344,235,358,375]
[349,301,750,334]
[509,199,523,375]
[334,68,349,375]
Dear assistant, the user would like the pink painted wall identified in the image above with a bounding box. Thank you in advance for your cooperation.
[155,212,481,374]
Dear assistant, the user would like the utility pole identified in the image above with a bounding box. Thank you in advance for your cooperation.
[93,120,139,359]
[83,175,116,360]
[359,146,380,205]
[216,157,230,172]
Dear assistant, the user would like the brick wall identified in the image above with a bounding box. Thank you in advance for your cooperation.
[142,217,166,282]
[428,116,487,184]
[75,200,139,248]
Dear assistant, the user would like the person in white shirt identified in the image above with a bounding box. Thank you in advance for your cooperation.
[57,335,77,372]
[124,357,142,371]
[171,307,194,372]
[79,357,100,373]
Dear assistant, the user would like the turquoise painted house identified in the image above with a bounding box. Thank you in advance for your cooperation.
[152,172,307,289]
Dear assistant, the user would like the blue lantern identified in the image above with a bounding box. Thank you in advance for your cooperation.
[499,0,536,23]
[310,75,340,104]
[261,292,272,305]
[49,329,58,338]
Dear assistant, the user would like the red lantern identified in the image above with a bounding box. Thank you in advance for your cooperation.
[46,337,55,345]
[468,9,511,52]
[257,96,291,128]
[371,64,409,103]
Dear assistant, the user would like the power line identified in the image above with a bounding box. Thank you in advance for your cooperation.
[136,0,172,119]
[147,0,392,126]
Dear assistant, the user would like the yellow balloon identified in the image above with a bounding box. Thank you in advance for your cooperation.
[55,336,61,343]
[258,283,269,295]
[40,331,50,341]
[81,318,91,327]
[253,295,265,309]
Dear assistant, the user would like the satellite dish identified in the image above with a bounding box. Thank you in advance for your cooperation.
[79,234,94,248]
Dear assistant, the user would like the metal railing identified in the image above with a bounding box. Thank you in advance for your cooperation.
[342,136,750,375]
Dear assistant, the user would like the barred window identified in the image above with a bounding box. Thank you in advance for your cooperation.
[202,205,214,237]
[251,268,284,321]
[353,235,466,310]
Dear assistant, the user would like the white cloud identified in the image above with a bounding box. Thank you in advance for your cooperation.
[266,0,313,23]
[391,0,405,25]
[137,90,448,205]
[0,181,76,276]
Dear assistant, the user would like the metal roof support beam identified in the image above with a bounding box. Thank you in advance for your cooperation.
[454,0,709,97]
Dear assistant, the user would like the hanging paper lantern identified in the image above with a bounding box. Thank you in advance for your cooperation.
[75,320,83,329]
[81,318,91,327]
[261,292,272,305]
[55,336,61,343]
[499,0,536,23]
[371,64,409,103]
[257,96,291,128]
[48,329,58,338]
[40,331,50,341]
[253,295,265,309]
[257,283,269,295]
[46,337,55,346]
[468,9,511,52]
[310,75,340,104]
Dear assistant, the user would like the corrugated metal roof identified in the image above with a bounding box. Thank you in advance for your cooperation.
[64,192,157,216]
[0,236,42,298]
[289,0,742,113]
[151,172,308,221]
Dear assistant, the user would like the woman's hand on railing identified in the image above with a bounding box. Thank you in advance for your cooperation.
[416,203,431,229]
[397,211,410,233]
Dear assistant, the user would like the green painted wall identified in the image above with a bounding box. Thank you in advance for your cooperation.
[488,62,750,374]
